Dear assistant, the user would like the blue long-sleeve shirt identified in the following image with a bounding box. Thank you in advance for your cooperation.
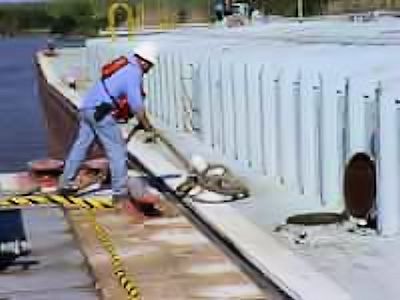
[80,56,144,113]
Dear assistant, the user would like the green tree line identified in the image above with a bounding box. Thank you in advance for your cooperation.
[0,3,53,35]
[0,0,106,36]
[0,0,332,36]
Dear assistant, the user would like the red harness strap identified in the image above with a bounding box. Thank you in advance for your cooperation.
[101,57,145,123]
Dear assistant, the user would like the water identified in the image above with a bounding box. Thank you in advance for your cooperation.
[0,36,48,172]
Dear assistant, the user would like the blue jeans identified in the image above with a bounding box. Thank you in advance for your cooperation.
[59,109,128,199]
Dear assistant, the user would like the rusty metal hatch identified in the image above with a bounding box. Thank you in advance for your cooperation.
[344,152,376,219]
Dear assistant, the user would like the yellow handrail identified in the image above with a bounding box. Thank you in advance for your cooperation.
[107,2,134,42]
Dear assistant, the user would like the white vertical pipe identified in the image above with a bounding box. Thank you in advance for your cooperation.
[234,63,249,168]
[239,62,263,172]
[230,62,240,161]
[206,57,215,148]
[294,71,303,193]
[348,79,368,154]
[218,61,226,155]
[364,94,376,157]
[153,68,158,118]
[184,61,194,131]
[210,59,223,153]
[342,79,351,166]
[192,64,202,133]
[258,65,267,175]
[170,54,179,129]
[221,60,236,161]
[155,61,161,119]
[210,58,221,151]
[299,71,320,197]
[275,72,284,182]
[177,55,185,131]
[361,82,381,158]
[370,86,380,159]
[247,63,263,173]
[320,73,343,206]
[243,64,252,168]
[377,86,400,236]
[315,77,324,201]
[185,62,196,132]
[167,54,175,129]
[164,54,172,127]
[161,53,168,126]
[280,69,300,192]
[148,69,154,116]
[157,56,164,123]
[163,54,170,126]
[150,71,156,116]
[198,57,211,145]
[336,81,347,188]
[263,67,280,181]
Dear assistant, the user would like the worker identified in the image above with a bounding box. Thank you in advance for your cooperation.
[58,41,159,204]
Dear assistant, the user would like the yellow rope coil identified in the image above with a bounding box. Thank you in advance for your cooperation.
[87,210,141,300]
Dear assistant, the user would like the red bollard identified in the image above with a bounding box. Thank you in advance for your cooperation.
[28,159,64,193]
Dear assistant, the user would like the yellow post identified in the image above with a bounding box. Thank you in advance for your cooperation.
[165,0,176,29]
[107,2,134,42]
[134,4,139,30]
[158,0,163,29]
[208,0,211,25]
[158,0,172,30]
[141,1,145,30]
[135,1,144,30]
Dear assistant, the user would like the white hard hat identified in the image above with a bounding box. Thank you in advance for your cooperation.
[134,41,159,65]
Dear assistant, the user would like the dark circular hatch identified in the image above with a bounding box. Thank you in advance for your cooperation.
[344,152,376,219]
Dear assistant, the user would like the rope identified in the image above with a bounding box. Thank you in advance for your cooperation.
[154,130,250,203]
[0,193,141,298]
[180,75,195,132]
[86,210,141,300]
[126,123,250,203]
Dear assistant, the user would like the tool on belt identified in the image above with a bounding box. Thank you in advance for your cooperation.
[126,124,250,203]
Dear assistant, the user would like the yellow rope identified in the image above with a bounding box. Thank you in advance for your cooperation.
[0,194,140,299]
[86,209,141,300]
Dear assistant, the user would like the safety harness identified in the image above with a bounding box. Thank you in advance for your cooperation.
[100,56,145,123]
